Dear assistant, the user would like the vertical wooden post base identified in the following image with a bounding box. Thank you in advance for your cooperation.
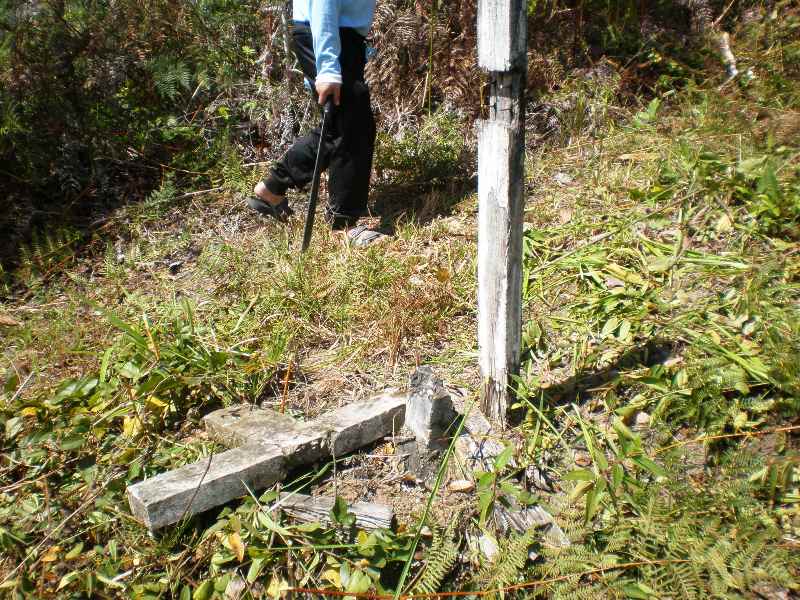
[477,0,526,425]
[477,118,524,423]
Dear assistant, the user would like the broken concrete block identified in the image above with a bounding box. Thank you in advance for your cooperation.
[203,405,299,446]
[453,430,509,473]
[495,501,571,548]
[127,391,407,530]
[276,492,395,530]
[447,394,511,473]
[127,443,287,531]
[309,391,406,456]
[405,367,459,449]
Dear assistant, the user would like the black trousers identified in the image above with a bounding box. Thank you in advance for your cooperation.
[264,24,376,220]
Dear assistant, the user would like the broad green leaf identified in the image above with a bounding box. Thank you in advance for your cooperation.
[632,456,667,479]
[347,570,371,594]
[585,480,605,522]
[564,469,595,482]
[601,317,619,337]
[569,480,594,502]
[257,509,292,537]
[4,417,23,439]
[330,496,355,527]
[57,572,81,591]
[646,256,673,273]
[478,490,494,526]
[477,471,495,490]
[193,580,213,600]
[60,434,86,451]
[118,361,143,380]
[493,445,514,471]
[612,419,637,442]
[64,542,84,560]
[617,319,632,340]
[323,568,342,588]
[737,156,766,177]
[757,162,780,201]
[611,464,624,491]
[622,582,657,599]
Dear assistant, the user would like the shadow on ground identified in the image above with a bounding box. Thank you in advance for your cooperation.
[537,338,680,407]
[366,176,476,234]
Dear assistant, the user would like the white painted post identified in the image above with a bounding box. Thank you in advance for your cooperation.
[477,0,526,424]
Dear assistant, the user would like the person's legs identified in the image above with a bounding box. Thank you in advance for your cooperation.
[326,28,375,223]
[255,25,376,227]
[259,24,330,203]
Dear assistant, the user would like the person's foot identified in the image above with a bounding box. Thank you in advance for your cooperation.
[247,182,293,221]
[325,208,360,231]
[346,224,390,248]
[253,182,283,206]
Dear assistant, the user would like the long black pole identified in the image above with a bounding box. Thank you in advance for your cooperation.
[301,99,334,252]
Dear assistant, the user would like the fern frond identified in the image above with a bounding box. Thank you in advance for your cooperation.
[411,519,459,596]
[473,527,537,596]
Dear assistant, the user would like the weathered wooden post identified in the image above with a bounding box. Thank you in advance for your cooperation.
[477,0,526,423]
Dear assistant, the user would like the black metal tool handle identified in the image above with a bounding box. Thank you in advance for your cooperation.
[301,99,334,253]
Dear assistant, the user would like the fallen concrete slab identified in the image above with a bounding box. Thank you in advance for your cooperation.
[203,405,298,447]
[309,391,407,456]
[127,391,407,531]
[127,444,287,531]
[276,492,395,530]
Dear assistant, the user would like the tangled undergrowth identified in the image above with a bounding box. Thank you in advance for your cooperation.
[1,2,800,599]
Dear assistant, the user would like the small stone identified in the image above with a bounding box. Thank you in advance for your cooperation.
[0,314,21,327]
[448,479,475,493]
[635,411,651,427]
[168,261,183,274]
[553,172,574,186]
[225,575,246,600]
[478,534,499,560]
[573,451,592,467]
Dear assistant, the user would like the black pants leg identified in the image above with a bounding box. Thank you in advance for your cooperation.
[264,24,376,222]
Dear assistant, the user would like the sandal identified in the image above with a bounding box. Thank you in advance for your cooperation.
[346,224,389,247]
[246,195,294,222]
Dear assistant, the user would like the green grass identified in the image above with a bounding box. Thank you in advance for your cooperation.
[1,6,800,599]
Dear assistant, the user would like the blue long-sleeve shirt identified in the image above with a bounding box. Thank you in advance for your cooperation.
[293,0,375,85]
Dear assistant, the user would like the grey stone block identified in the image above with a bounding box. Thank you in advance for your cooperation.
[203,405,299,447]
[127,443,287,531]
[495,502,571,548]
[405,367,458,449]
[127,391,407,530]
[276,492,395,530]
[308,391,407,456]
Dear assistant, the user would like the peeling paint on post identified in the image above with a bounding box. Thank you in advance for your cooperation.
[477,0,526,424]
